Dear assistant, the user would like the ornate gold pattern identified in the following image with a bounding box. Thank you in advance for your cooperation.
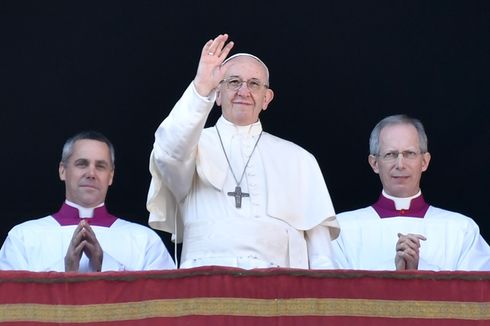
[0,298,489,323]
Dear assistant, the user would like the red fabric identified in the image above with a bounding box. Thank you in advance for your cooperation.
[0,267,489,325]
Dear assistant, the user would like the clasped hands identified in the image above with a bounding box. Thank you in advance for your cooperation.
[395,233,427,270]
[64,220,103,272]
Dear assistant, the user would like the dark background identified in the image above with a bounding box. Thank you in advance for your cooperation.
[1,1,488,260]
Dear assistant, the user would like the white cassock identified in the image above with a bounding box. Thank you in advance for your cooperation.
[0,202,176,272]
[147,83,339,269]
[333,192,490,271]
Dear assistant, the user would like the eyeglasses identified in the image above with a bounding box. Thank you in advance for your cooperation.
[220,77,269,93]
[376,150,422,162]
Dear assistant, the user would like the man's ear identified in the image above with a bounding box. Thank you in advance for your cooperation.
[109,169,114,186]
[261,89,274,111]
[215,89,222,106]
[368,155,379,174]
[421,152,431,172]
[59,162,66,181]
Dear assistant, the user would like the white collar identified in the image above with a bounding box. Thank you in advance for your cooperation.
[65,200,104,218]
[216,116,263,137]
[382,190,422,210]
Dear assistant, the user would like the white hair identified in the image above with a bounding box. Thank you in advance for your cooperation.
[221,53,270,84]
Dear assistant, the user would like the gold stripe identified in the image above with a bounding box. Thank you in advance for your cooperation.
[0,298,489,322]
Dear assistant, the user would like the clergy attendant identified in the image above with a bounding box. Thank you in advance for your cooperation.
[147,33,339,269]
[333,114,490,271]
[0,131,175,272]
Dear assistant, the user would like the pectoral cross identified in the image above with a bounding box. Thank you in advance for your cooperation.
[227,186,250,208]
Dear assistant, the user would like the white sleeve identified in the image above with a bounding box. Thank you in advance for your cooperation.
[147,83,216,236]
[306,225,338,269]
[152,82,215,201]
[0,226,65,272]
[0,233,29,270]
[331,234,352,269]
[454,221,490,271]
[141,231,176,270]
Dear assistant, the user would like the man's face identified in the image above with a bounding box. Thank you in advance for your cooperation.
[368,123,431,197]
[59,139,114,207]
[216,56,274,126]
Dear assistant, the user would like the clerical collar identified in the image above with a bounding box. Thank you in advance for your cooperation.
[52,201,117,227]
[64,200,102,218]
[383,190,421,210]
[372,191,429,218]
[217,116,263,136]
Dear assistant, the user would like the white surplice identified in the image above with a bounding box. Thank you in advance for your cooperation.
[333,195,490,271]
[0,214,176,272]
